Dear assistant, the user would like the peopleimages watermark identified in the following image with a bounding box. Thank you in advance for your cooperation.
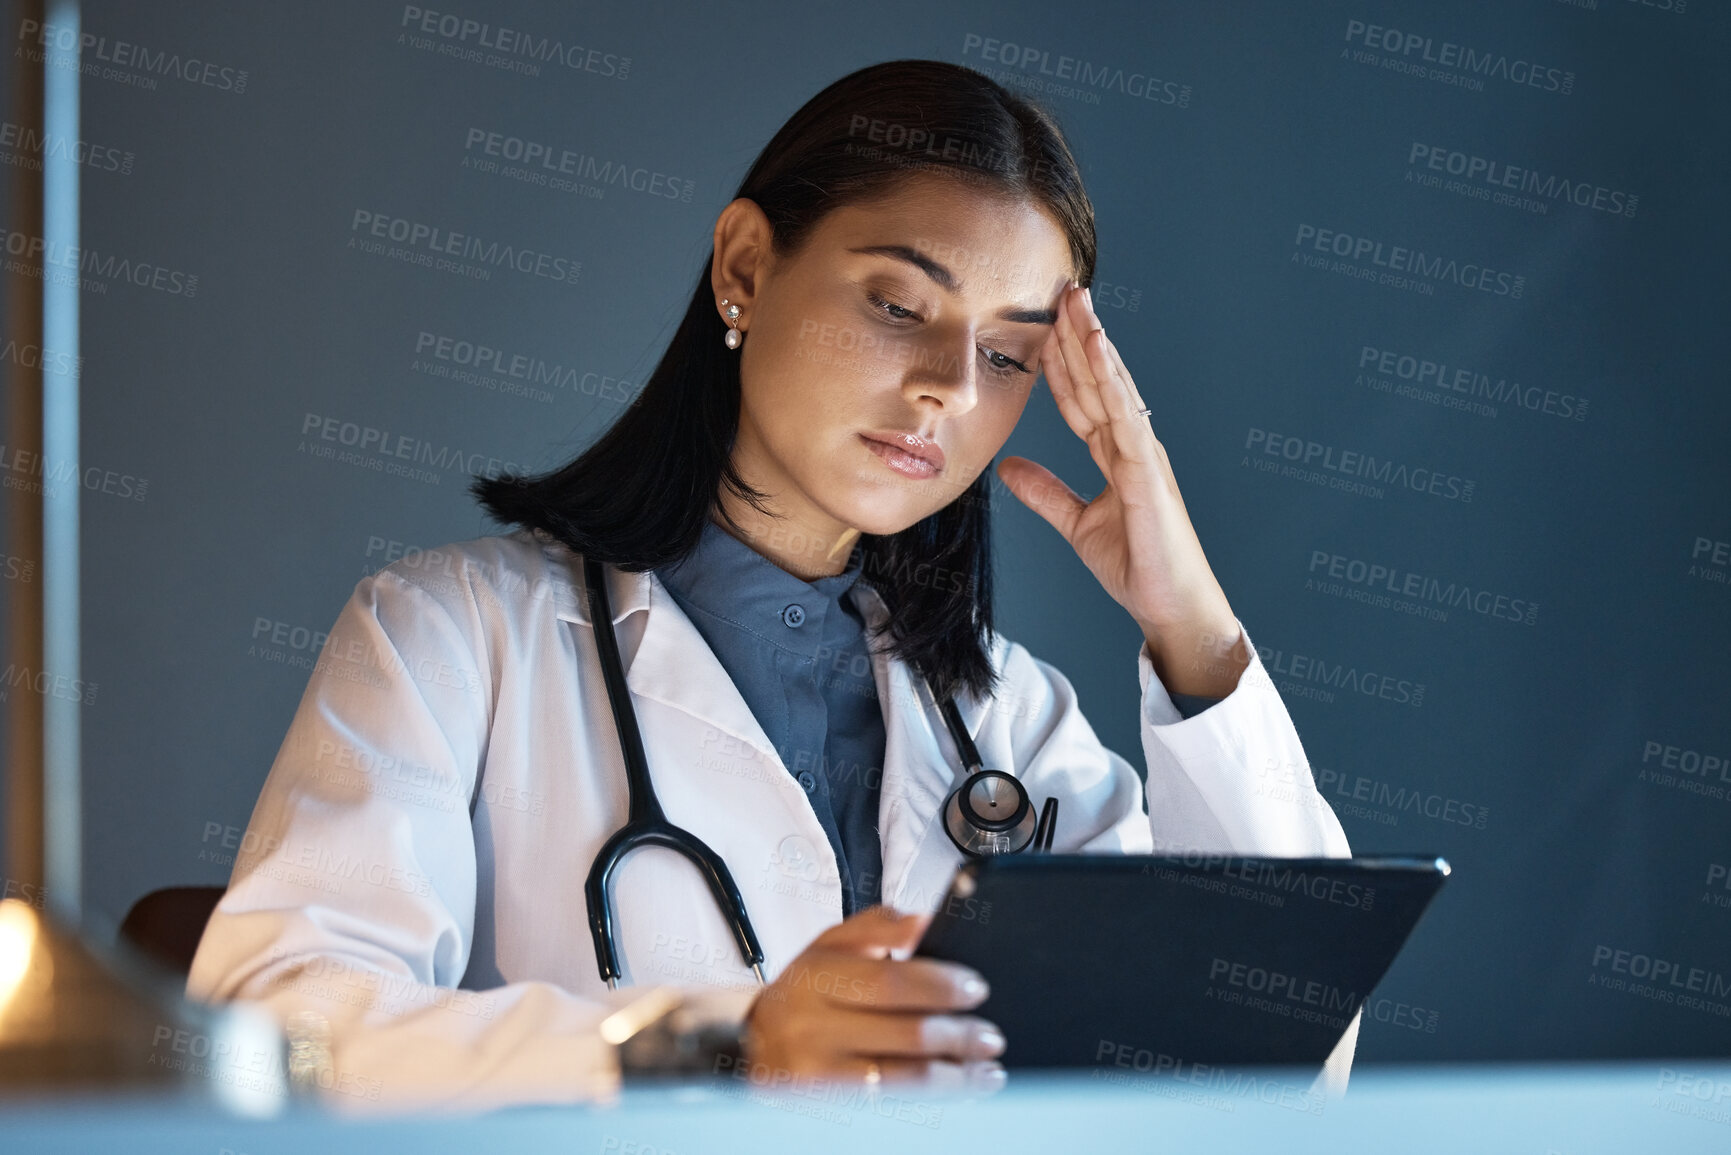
[0,552,32,585]
[315,736,468,816]
[1317,766,1488,830]
[601,1138,698,1155]
[1357,344,1587,423]
[1259,757,1489,831]
[1652,1068,1731,1132]
[298,411,528,486]
[1292,223,1525,299]
[1689,536,1730,589]
[1553,0,1690,15]
[2,875,46,909]
[1,225,198,297]
[396,6,630,79]
[1406,142,1635,218]
[755,829,995,926]
[1589,944,1731,1018]
[1,337,82,379]
[1341,18,1575,96]
[461,128,692,202]
[643,931,762,991]
[1143,852,1376,912]
[0,119,134,175]
[0,663,96,707]
[843,112,1055,178]
[355,536,583,634]
[200,820,273,868]
[1092,1039,1327,1115]
[1248,639,1426,708]
[0,442,147,501]
[244,614,376,684]
[961,33,1191,108]
[411,329,635,407]
[1206,957,1361,1035]
[1244,427,1475,503]
[347,210,581,285]
[710,1053,944,1129]
[16,17,250,94]
[1638,737,1731,803]
[148,1024,312,1100]
[262,945,498,1022]
[1365,996,1440,1035]
[1703,863,1731,911]
[231,831,435,901]
[310,617,484,696]
[1306,549,1539,626]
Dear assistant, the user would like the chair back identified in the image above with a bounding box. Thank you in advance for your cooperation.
[118,886,226,977]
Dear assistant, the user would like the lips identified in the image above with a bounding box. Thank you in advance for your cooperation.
[860,430,946,473]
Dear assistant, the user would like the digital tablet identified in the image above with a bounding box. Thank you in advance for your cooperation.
[914,853,1449,1071]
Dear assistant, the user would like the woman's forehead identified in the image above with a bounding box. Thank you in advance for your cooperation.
[815,185,1075,296]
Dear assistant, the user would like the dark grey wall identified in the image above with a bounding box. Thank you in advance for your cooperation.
[4,0,1725,1064]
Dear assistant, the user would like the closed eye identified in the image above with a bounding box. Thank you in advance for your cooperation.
[866,291,1033,378]
[866,290,919,323]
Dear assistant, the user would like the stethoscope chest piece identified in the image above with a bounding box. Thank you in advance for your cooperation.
[934,698,1058,858]
[944,770,1037,855]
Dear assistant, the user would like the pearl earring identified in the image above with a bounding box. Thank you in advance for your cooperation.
[721,298,743,350]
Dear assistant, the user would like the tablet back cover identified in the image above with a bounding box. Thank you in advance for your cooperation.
[916,854,1447,1069]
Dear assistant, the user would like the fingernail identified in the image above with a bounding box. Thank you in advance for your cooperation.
[1083,285,1094,310]
[960,974,989,1000]
[979,1028,1005,1054]
[971,1061,1007,1089]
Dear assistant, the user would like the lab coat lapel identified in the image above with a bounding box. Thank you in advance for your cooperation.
[551,548,792,768]
[549,541,964,943]
[571,562,847,968]
[851,584,966,915]
[623,574,783,758]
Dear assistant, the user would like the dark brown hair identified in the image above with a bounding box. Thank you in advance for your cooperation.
[472,58,1096,702]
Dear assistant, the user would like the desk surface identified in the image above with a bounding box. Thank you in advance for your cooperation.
[3,1061,1730,1154]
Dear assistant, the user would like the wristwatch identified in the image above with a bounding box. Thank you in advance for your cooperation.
[602,987,750,1079]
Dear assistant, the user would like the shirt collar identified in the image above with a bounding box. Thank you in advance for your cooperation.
[654,516,866,637]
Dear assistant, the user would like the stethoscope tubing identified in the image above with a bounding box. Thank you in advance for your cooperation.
[578,554,1054,987]
[582,555,766,988]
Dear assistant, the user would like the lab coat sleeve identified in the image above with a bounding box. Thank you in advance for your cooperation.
[995,618,1348,858]
[1136,619,1360,1098]
[996,617,1358,1096]
[183,568,742,1113]
[1135,620,1351,859]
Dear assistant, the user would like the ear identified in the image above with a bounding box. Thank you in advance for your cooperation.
[710,198,775,331]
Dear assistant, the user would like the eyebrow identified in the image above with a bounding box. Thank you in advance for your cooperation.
[847,244,1058,325]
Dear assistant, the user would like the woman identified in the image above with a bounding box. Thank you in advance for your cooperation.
[187,58,1352,1112]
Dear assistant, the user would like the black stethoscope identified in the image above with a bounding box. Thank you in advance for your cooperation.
[580,556,1059,988]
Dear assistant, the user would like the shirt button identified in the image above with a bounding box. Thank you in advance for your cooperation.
[796,770,817,793]
[781,604,806,628]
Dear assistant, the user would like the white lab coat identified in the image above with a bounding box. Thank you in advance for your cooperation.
[186,527,1356,1112]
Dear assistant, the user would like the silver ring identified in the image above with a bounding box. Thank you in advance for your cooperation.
[1134,406,1152,418]
[864,1060,882,1086]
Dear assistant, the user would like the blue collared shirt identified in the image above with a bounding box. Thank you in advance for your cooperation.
[654,517,1223,918]
[655,519,887,915]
